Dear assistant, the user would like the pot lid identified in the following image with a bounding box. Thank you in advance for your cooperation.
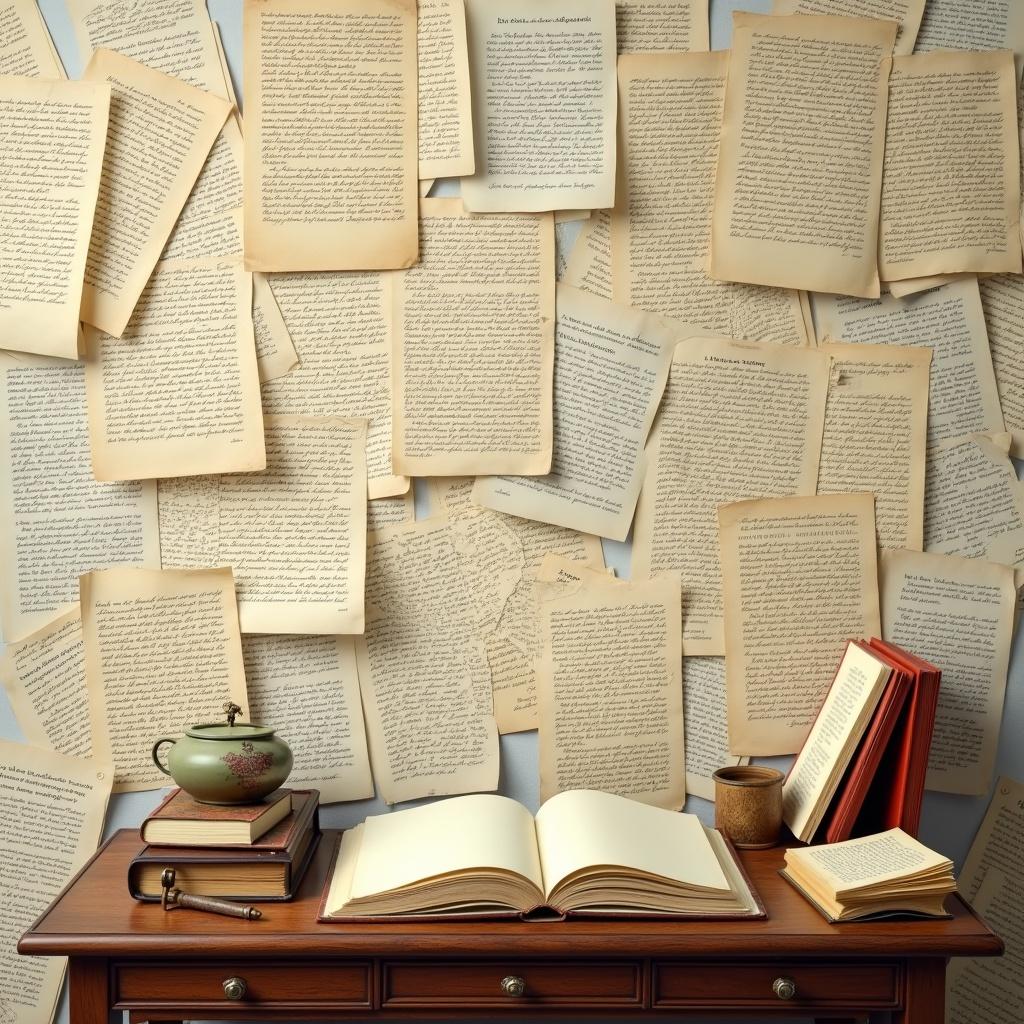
[185,721,275,741]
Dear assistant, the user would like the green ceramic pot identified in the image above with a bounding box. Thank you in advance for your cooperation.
[152,704,293,805]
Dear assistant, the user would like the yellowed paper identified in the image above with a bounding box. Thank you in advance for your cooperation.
[242,634,373,804]
[393,198,555,475]
[81,566,249,792]
[615,0,709,53]
[979,273,1024,457]
[711,14,895,298]
[212,21,238,107]
[538,576,685,809]
[0,78,109,359]
[0,740,111,1024]
[562,208,613,300]
[915,0,1024,67]
[888,271,968,297]
[720,493,881,755]
[616,51,811,343]
[418,0,474,179]
[771,0,924,54]
[84,257,266,481]
[881,52,1021,281]
[682,658,748,802]
[357,520,500,803]
[0,351,160,641]
[252,274,300,383]
[80,48,231,336]
[0,0,65,76]
[634,337,830,655]
[461,0,618,212]
[960,776,1024,898]
[474,284,677,541]
[243,0,418,272]
[368,491,416,531]
[264,271,408,498]
[880,548,1014,796]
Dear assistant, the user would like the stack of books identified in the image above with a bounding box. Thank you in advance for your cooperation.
[128,788,320,901]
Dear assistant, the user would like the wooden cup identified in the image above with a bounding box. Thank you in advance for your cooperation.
[712,766,785,849]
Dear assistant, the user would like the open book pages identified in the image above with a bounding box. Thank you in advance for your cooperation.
[323,790,760,919]
[782,828,955,922]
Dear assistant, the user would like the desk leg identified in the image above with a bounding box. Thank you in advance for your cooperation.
[895,958,946,1023]
[68,959,109,1024]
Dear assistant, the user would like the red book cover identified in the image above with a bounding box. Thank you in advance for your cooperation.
[145,787,291,825]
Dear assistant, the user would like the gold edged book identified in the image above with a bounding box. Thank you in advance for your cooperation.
[318,790,764,921]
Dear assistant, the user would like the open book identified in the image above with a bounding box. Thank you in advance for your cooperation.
[320,790,763,920]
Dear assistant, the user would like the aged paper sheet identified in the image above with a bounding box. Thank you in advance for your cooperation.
[683,658,748,802]
[812,279,1005,448]
[711,14,895,298]
[474,285,676,541]
[242,634,373,804]
[979,273,1024,457]
[393,199,555,475]
[0,740,110,1024]
[461,0,618,212]
[357,520,500,804]
[418,0,474,179]
[914,0,1024,66]
[81,566,249,793]
[0,78,108,360]
[772,0,923,54]
[0,351,160,641]
[368,491,416,532]
[243,0,418,272]
[633,337,830,655]
[538,576,685,810]
[615,52,810,345]
[263,271,408,498]
[563,208,613,300]
[615,0,709,53]
[0,0,65,76]
[84,257,266,481]
[881,52,1021,281]
[720,493,881,756]
[880,548,1014,796]
[158,416,368,635]
[960,776,1024,898]
[80,48,230,336]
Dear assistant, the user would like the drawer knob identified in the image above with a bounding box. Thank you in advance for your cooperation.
[501,975,526,998]
[772,976,797,1001]
[223,976,248,1001]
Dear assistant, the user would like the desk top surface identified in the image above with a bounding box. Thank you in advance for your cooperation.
[19,829,1003,960]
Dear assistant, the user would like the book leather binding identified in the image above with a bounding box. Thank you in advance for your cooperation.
[141,787,293,846]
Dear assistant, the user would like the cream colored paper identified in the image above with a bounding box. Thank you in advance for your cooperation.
[615,0,708,53]
[418,0,474,179]
[474,285,676,541]
[242,634,373,804]
[771,0,924,54]
[243,0,418,272]
[819,339,934,382]
[720,493,881,755]
[212,21,238,107]
[633,337,831,655]
[0,606,90,758]
[0,0,64,76]
[881,548,1014,796]
[357,520,500,804]
[0,740,110,1024]
[711,14,895,298]
[252,274,300,383]
[979,273,1024,457]
[812,278,1005,448]
[393,198,555,475]
[81,566,249,792]
[960,775,1024,898]
[538,576,685,809]
[881,52,1021,281]
[616,51,810,344]
[83,257,266,481]
[682,658,748,802]
[158,416,368,635]
[263,271,408,498]
[888,271,968,297]
[0,351,160,641]
[461,0,618,212]
[914,0,1024,67]
[368,491,416,531]
[0,78,109,360]
[563,208,613,300]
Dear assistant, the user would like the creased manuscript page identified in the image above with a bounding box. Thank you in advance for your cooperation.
[393,198,555,476]
[914,0,1024,70]
[880,548,1014,796]
[615,51,810,344]
[720,493,881,755]
[243,0,418,272]
[711,13,895,298]
[473,284,676,541]
[0,351,159,641]
[633,337,830,655]
[81,566,249,793]
[368,490,416,531]
[881,51,1021,281]
[461,0,618,212]
[538,576,685,809]
[84,257,266,481]
[0,77,108,360]
[979,273,1024,457]
[960,775,1024,898]
[771,0,924,55]
[683,657,748,802]
[0,0,65,75]
[0,740,110,1024]
[563,208,613,300]
[357,520,499,804]
[615,0,709,53]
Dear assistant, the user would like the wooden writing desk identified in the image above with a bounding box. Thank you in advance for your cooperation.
[20,829,1001,1023]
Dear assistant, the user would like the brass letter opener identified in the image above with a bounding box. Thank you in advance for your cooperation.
[160,868,262,920]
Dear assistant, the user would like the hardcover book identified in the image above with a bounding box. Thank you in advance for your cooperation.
[141,788,293,846]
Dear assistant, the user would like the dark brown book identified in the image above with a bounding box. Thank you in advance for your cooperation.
[141,788,292,846]
[129,790,320,901]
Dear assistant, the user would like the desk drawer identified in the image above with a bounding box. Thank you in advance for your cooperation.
[382,960,644,1009]
[653,960,900,1011]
